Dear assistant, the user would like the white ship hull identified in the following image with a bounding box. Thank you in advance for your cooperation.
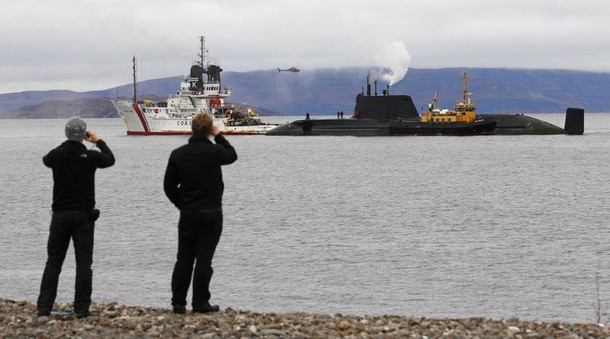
[112,100,277,135]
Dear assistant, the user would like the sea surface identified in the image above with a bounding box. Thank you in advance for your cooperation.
[1,114,609,324]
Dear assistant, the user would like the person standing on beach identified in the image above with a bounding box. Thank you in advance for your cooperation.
[37,117,115,318]
[164,113,237,314]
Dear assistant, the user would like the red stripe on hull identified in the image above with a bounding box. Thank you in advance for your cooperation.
[127,131,191,136]
[223,132,268,135]
[132,103,150,133]
[126,131,267,136]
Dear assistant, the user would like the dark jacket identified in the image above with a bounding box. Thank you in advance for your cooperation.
[43,140,115,212]
[164,134,237,210]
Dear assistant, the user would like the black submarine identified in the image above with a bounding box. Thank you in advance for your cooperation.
[266,74,584,136]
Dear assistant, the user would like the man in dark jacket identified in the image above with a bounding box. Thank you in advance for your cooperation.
[164,113,237,314]
[37,117,115,318]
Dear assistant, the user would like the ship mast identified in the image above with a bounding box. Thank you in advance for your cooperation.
[132,55,137,103]
[462,72,469,104]
[455,72,475,113]
[197,36,209,70]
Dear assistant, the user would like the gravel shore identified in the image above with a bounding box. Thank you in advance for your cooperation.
[1,298,609,338]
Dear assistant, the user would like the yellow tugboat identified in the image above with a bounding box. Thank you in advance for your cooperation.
[389,72,496,135]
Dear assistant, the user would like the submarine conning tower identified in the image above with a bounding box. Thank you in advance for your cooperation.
[353,74,419,120]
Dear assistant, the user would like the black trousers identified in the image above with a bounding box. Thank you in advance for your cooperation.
[171,208,223,309]
[37,211,95,314]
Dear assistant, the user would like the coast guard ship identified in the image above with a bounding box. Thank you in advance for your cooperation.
[111,36,277,135]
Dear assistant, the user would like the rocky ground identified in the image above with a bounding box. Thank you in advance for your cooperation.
[1,298,609,338]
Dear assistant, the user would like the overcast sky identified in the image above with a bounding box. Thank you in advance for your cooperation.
[1,0,609,93]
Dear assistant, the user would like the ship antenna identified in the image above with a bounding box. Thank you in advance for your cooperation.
[132,55,137,103]
[366,71,371,96]
[197,36,209,70]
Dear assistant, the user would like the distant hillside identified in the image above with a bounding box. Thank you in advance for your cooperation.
[1,67,609,118]
[397,68,609,114]
[3,98,120,119]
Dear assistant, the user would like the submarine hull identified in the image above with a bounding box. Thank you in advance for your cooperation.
[266,113,581,136]
[478,114,565,135]
[266,118,390,136]
[389,120,497,136]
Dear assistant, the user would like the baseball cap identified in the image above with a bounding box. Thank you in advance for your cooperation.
[65,117,87,141]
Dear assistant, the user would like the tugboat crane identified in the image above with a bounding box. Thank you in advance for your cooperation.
[429,89,438,112]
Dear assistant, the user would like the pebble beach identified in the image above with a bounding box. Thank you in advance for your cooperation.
[1,298,609,338]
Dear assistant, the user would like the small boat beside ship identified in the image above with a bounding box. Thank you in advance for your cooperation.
[389,73,496,135]
[111,36,277,135]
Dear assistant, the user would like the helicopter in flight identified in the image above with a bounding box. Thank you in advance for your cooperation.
[278,66,300,73]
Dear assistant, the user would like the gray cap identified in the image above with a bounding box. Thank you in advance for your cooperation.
[65,117,87,141]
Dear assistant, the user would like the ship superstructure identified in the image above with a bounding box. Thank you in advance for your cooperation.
[112,36,277,135]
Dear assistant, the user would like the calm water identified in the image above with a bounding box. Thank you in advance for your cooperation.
[1,114,609,323]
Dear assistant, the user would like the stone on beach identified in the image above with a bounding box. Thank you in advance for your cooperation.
[1,298,609,338]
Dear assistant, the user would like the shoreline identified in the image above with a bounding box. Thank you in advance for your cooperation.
[1,298,609,338]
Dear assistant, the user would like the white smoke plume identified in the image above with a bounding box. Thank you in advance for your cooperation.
[373,40,411,86]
